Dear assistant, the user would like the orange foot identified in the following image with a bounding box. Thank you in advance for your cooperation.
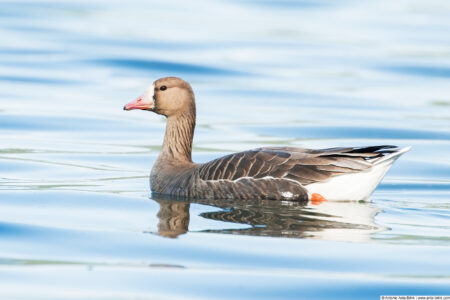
[311,193,328,205]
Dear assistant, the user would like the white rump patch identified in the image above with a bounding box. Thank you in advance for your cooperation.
[305,147,409,201]
[306,160,394,201]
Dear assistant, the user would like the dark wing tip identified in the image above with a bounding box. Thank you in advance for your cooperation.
[349,145,398,154]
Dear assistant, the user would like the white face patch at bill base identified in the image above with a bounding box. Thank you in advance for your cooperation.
[145,83,155,100]
[139,83,155,110]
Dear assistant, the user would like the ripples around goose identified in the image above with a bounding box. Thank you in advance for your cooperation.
[1,0,450,298]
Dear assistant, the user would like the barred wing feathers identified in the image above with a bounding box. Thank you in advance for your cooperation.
[198,145,396,186]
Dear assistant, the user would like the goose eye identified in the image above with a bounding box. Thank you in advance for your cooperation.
[160,85,167,91]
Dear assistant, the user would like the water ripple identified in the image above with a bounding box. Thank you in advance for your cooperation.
[246,125,450,140]
[0,75,78,85]
[384,65,450,78]
[95,58,246,76]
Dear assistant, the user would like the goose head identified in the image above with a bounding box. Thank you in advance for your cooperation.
[123,76,195,117]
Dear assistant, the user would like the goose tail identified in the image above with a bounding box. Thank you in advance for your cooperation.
[306,146,410,201]
[373,146,411,166]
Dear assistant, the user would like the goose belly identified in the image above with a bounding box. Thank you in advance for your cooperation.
[305,162,394,201]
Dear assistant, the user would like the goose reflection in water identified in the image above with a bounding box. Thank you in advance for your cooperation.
[156,200,190,238]
[150,194,383,242]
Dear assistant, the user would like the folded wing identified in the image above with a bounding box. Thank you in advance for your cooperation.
[198,145,397,186]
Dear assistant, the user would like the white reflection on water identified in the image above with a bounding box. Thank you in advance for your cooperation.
[151,195,382,242]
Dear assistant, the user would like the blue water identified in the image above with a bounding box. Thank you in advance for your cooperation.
[1,0,450,299]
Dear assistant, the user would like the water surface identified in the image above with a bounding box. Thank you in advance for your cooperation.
[1,0,449,299]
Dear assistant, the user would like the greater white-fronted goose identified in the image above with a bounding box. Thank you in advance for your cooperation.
[124,77,409,202]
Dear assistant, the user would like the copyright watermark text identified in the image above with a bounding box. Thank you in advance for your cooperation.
[381,297,450,300]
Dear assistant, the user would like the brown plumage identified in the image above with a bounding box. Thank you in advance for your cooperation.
[124,77,408,202]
